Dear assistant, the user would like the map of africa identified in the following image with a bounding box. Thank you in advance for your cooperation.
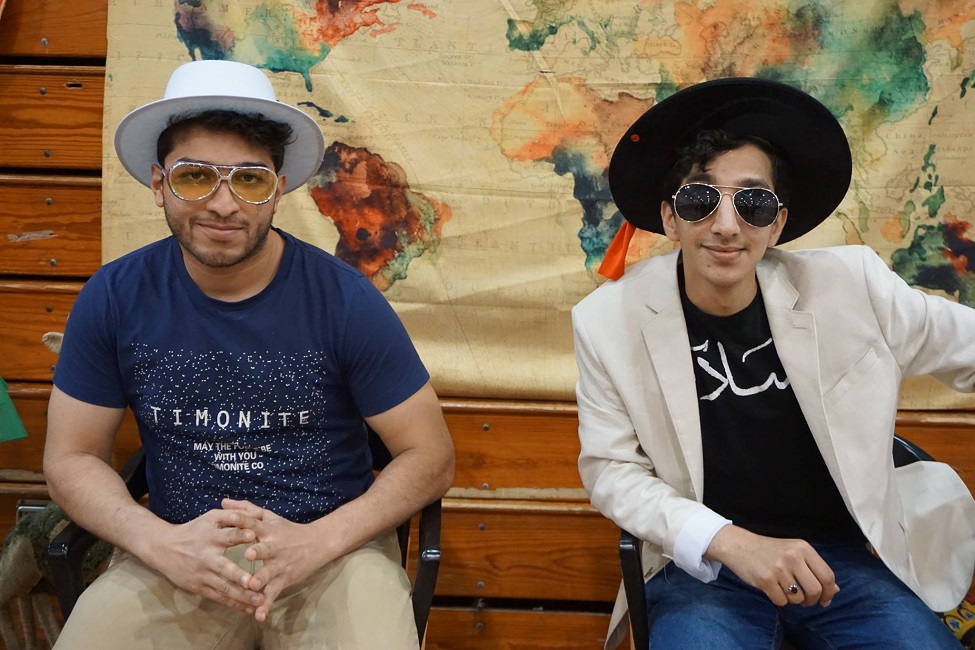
[102,0,975,406]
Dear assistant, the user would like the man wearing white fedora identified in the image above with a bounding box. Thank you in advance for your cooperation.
[43,60,454,648]
[574,77,975,649]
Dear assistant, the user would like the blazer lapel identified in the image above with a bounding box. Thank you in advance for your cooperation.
[758,257,850,502]
[641,253,705,498]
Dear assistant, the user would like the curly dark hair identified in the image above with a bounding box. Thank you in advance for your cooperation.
[156,109,294,171]
[662,129,792,209]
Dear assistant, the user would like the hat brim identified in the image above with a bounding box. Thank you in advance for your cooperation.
[608,77,851,244]
[114,95,325,194]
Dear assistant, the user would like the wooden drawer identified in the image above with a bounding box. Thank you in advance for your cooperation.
[3,383,142,475]
[432,500,620,603]
[0,65,104,170]
[895,411,975,496]
[0,384,48,476]
[444,400,584,492]
[0,282,80,382]
[0,175,101,276]
[426,608,611,650]
[0,0,107,58]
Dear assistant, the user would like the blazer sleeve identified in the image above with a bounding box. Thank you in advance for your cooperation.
[861,247,975,389]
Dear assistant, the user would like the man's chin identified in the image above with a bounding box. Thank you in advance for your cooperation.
[195,231,269,266]
[191,249,251,268]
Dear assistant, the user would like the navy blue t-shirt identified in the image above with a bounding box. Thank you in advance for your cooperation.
[55,229,430,524]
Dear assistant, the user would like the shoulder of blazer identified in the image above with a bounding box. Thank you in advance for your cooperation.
[762,245,883,286]
[574,250,680,317]
[762,244,877,273]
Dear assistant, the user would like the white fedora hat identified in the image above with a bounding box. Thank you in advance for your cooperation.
[114,60,325,194]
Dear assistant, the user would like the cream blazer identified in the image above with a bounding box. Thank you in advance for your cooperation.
[572,245,975,648]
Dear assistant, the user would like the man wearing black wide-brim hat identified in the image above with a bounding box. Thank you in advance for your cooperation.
[574,78,975,649]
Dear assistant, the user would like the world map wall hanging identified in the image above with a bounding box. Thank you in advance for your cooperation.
[102,0,975,407]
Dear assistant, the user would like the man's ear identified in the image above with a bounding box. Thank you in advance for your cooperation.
[150,165,166,208]
[767,207,788,247]
[661,200,680,243]
[271,173,287,211]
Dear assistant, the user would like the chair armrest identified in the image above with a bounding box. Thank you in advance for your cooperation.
[411,497,442,647]
[48,522,98,621]
[118,448,150,500]
[620,529,649,650]
[47,448,149,620]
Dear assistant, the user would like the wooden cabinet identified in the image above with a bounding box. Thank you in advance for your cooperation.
[5,385,142,475]
[446,402,585,491]
[0,0,107,58]
[0,66,104,170]
[0,175,101,276]
[0,281,82,382]
[426,609,611,649]
[433,502,619,602]
[0,0,108,577]
[0,282,80,382]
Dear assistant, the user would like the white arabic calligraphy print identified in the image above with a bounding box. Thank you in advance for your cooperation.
[692,338,790,401]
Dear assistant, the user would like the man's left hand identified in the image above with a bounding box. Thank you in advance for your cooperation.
[221,498,328,622]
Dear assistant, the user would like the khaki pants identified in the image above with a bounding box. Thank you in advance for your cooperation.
[54,530,418,649]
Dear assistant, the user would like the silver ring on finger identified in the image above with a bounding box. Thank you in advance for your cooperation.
[785,583,800,596]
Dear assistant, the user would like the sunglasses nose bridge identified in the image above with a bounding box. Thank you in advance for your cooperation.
[710,190,741,228]
[196,169,235,203]
[203,173,244,212]
[212,168,236,192]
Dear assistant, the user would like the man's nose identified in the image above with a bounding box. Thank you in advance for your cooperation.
[205,178,240,215]
[710,193,740,235]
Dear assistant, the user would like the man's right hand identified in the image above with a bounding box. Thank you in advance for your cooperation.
[141,508,266,613]
[704,525,840,607]
[43,390,266,613]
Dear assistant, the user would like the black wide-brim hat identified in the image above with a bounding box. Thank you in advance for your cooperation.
[608,77,852,244]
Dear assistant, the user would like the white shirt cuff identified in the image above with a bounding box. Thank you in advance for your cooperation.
[672,511,732,582]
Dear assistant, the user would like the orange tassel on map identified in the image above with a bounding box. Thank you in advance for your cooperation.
[598,221,636,280]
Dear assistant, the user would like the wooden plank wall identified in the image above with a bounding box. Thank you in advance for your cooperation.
[0,2,972,649]
[0,0,108,526]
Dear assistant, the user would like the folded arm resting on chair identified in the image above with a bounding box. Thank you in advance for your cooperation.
[43,382,454,622]
[575,336,838,610]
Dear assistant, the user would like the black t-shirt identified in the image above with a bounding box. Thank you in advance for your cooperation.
[680,271,864,543]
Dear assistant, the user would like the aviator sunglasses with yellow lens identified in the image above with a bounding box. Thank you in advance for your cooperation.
[671,183,783,228]
[162,161,279,205]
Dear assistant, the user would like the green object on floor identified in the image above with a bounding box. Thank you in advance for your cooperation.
[0,377,28,442]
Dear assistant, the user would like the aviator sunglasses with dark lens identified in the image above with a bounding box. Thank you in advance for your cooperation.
[671,183,783,228]
[162,161,279,205]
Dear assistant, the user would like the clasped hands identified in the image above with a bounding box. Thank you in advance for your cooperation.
[147,498,325,622]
